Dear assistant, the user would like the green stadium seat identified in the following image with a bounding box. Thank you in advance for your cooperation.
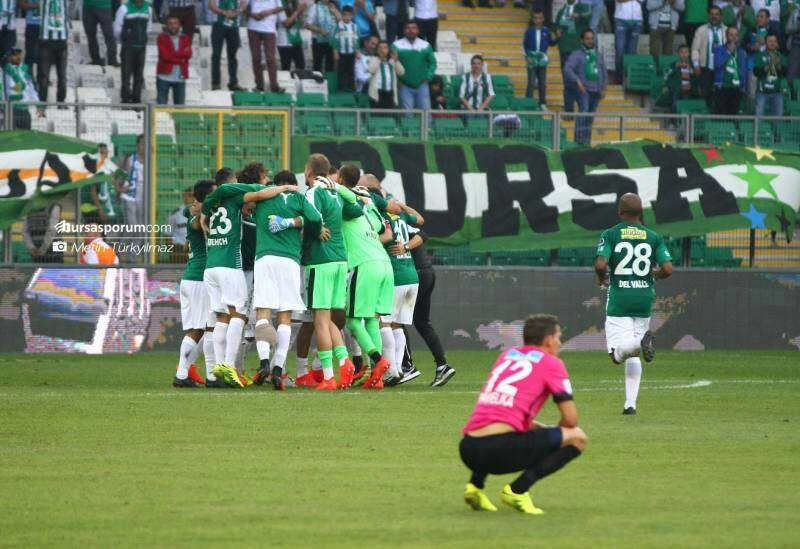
[295,92,326,107]
[510,96,539,111]
[655,54,678,75]
[328,93,358,108]
[332,111,357,135]
[296,112,332,135]
[325,72,338,95]
[624,54,656,92]
[400,116,421,138]
[465,116,489,137]
[366,115,399,136]
[354,93,370,108]
[432,117,465,139]
[491,74,514,95]
[676,99,709,114]
[233,91,265,106]
[489,94,511,110]
[263,92,293,106]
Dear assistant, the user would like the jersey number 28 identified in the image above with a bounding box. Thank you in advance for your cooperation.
[614,242,651,277]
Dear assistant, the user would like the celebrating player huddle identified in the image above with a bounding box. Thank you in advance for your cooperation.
[172,153,456,391]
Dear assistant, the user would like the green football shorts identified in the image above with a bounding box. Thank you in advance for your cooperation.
[347,260,395,318]
[306,261,347,310]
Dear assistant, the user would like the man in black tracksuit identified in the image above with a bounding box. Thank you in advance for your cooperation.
[403,225,456,387]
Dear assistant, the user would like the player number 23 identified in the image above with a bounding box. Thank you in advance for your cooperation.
[209,208,233,236]
[614,242,652,277]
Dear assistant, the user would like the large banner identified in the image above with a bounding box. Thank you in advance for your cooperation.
[0,130,118,229]
[292,138,800,250]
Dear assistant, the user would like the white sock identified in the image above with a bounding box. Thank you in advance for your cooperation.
[380,327,396,375]
[203,332,216,379]
[255,319,272,360]
[624,358,642,409]
[322,366,334,380]
[296,356,308,377]
[213,322,228,366]
[273,324,291,372]
[392,328,406,377]
[614,337,641,363]
[176,335,196,379]
[186,336,204,366]
[225,317,245,365]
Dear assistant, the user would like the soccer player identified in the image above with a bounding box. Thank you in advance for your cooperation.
[381,197,424,384]
[301,153,360,390]
[248,168,324,390]
[459,314,587,514]
[337,164,393,389]
[200,169,297,388]
[173,179,218,388]
[594,193,673,415]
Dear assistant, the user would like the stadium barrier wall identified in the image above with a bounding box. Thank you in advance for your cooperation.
[1,265,797,354]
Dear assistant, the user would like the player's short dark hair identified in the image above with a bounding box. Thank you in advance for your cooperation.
[306,154,331,177]
[708,5,721,13]
[215,167,236,184]
[341,5,353,13]
[757,8,770,17]
[581,28,594,39]
[237,162,267,184]
[471,54,483,64]
[273,170,297,185]
[405,19,418,28]
[766,33,779,42]
[523,314,560,346]
[531,8,544,16]
[338,164,360,187]
[194,179,216,203]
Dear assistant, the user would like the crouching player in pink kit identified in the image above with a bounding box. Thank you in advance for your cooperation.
[459,314,588,514]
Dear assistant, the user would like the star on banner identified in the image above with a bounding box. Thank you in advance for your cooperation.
[745,146,776,161]
[732,162,779,199]
[701,146,722,163]
[740,204,767,229]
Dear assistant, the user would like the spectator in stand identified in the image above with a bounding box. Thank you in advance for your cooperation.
[305,0,339,73]
[368,39,404,107]
[459,54,495,111]
[788,2,800,98]
[276,0,306,71]
[167,0,197,43]
[20,0,40,73]
[554,0,590,70]
[663,44,698,111]
[4,47,42,129]
[334,5,358,91]
[340,0,377,40]
[114,0,152,103]
[429,74,447,109]
[247,0,284,92]
[38,0,69,103]
[721,0,754,39]
[712,26,748,114]
[0,0,15,60]
[209,0,246,91]
[414,0,438,50]
[355,34,378,92]
[84,0,118,66]
[564,29,607,145]
[523,9,552,107]
[647,0,683,66]
[691,6,726,103]
[392,20,436,110]
[750,0,780,25]
[746,9,779,53]
[382,0,408,43]
[753,34,785,116]
[682,0,708,47]
[156,15,192,104]
[613,0,644,82]
[116,135,145,262]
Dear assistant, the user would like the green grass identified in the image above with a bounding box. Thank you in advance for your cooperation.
[1,350,798,548]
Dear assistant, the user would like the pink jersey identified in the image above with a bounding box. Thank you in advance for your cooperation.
[463,346,573,434]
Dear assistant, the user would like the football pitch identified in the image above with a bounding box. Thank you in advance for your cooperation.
[1,350,798,548]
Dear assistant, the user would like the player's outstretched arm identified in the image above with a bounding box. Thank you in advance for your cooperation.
[244,184,298,203]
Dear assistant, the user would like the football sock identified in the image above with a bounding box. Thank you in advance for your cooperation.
[380,327,396,375]
[296,356,309,378]
[347,317,377,356]
[352,355,363,371]
[369,351,382,364]
[318,350,334,380]
[392,328,406,377]
[509,445,582,494]
[225,317,245,365]
[333,345,349,366]
[470,472,488,490]
[203,332,216,379]
[212,322,228,366]
[273,324,291,371]
[624,357,642,409]
[235,339,250,374]
[615,338,641,363]
[365,317,382,353]
[176,336,196,379]
[255,319,272,361]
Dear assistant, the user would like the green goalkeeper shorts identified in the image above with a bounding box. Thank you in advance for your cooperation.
[306,261,348,310]
[347,260,395,319]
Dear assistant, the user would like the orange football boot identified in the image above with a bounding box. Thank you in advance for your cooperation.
[338,358,355,389]
[187,364,206,385]
[362,357,389,389]
[316,377,338,391]
[295,373,317,387]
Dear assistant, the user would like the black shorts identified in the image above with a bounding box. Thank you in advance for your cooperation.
[459,428,562,474]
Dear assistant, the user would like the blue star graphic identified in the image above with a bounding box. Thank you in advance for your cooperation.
[740,203,767,229]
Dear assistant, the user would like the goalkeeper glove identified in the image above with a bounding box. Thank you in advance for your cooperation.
[268,215,298,233]
[314,176,338,191]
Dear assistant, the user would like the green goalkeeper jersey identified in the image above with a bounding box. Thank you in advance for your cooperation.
[182,206,206,281]
[301,184,357,266]
[201,183,262,270]
[342,201,390,269]
[385,211,419,286]
[596,222,672,318]
[254,189,322,263]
